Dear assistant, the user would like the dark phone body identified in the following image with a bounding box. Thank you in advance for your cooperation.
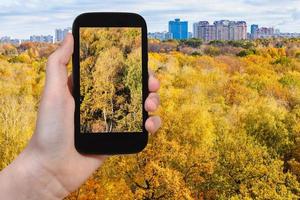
[72,12,148,154]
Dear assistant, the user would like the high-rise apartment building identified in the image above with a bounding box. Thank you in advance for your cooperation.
[250,25,274,39]
[230,21,247,40]
[168,18,188,40]
[257,27,274,38]
[55,27,71,42]
[193,20,247,41]
[250,24,259,39]
[214,20,230,40]
[251,24,258,35]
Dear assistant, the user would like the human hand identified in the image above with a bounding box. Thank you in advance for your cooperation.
[0,33,161,199]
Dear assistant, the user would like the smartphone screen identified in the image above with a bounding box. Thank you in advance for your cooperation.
[79,27,142,133]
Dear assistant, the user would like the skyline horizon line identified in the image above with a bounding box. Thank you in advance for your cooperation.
[1,19,300,40]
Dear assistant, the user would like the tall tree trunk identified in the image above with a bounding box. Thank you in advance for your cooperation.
[109,94,114,132]
[103,108,108,132]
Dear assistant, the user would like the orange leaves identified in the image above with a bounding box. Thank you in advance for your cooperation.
[223,78,257,105]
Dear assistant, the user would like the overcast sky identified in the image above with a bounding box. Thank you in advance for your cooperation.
[0,0,299,39]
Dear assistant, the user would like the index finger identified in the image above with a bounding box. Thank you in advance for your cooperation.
[148,69,160,92]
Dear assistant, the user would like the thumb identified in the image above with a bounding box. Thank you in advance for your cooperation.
[45,33,74,90]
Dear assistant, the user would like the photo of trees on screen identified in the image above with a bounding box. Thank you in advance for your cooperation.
[79,28,142,133]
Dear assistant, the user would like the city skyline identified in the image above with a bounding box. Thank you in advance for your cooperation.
[1,19,300,44]
[0,0,299,39]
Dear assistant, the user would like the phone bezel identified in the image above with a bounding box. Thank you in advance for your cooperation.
[72,12,148,154]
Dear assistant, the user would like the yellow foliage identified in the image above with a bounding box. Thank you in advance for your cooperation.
[1,39,300,199]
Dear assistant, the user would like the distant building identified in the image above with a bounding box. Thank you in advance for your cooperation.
[193,20,247,41]
[250,25,300,39]
[55,28,71,42]
[193,21,214,41]
[148,31,173,40]
[188,32,193,39]
[250,25,274,39]
[30,35,53,43]
[0,36,11,43]
[0,36,20,45]
[275,29,280,34]
[247,33,251,40]
[230,21,247,40]
[273,32,300,38]
[21,39,30,43]
[257,27,274,38]
[168,18,188,40]
[10,39,21,45]
[250,24,258,39]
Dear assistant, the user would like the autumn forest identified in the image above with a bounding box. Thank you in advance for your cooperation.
[80,27,143,133]
[0,37,300,199]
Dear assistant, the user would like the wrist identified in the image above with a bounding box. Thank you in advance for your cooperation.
[0,147,69,200]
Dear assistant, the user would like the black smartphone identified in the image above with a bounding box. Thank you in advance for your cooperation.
[72,12,148,154]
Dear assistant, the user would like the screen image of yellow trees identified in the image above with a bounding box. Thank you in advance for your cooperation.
[79,27,143,133]
[1,38,300,199]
